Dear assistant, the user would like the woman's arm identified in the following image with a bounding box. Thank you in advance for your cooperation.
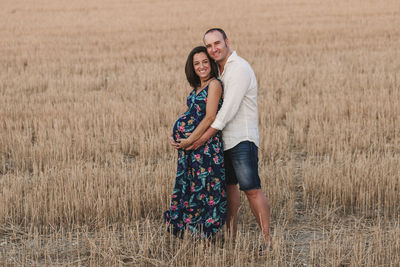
[178,79,222,149]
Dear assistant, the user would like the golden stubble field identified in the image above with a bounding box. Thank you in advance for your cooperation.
[1,0,399,265]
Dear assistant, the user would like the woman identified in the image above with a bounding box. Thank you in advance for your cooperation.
[164,46,226,238]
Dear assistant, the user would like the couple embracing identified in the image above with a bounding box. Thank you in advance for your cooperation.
[164,28,271,248]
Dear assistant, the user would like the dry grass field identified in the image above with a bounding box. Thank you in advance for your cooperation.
[1,0,400,265]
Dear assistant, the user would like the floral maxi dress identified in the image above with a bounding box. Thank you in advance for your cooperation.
[164,84,226,238]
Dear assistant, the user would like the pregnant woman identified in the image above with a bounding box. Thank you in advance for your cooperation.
[164,46,226,238]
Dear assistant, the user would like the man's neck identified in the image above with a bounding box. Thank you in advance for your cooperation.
[218,51,232,75]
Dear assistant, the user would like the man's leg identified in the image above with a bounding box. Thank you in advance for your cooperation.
[226,184,240,239]
[228,141,271,244]
[244,189,271,243]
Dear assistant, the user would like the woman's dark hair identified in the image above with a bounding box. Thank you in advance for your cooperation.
[185,46,219,89]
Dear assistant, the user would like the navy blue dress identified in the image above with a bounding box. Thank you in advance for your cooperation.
[164,83,226,238]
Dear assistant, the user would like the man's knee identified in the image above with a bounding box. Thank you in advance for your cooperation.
[226,185,240,206]
[244,188,262,200]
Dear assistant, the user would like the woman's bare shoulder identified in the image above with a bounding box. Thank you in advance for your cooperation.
[208,78,222,90]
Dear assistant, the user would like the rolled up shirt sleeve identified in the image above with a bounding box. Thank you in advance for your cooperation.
[211,64,251,130]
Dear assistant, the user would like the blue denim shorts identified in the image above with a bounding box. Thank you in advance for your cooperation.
[224,141,261,191]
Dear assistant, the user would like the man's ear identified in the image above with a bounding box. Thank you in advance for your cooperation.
[225,38,230,48]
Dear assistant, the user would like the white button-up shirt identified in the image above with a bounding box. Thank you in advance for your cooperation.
[211,51,260,151]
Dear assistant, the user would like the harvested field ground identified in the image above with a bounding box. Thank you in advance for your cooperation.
[1,0,399,266]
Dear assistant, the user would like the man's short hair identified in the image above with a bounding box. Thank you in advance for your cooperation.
[204,28,228,41]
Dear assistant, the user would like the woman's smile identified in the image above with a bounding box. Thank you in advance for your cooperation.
[193,52,211,80]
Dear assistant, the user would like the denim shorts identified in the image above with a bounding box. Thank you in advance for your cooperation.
[224,141,261,191]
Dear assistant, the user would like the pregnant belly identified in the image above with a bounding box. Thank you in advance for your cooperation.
[172,115,197,142]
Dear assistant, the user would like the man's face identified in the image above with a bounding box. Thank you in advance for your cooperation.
[204,31,230,63]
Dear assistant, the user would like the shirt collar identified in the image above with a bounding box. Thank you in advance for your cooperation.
[226,51,237,64]
[219,51,237,76]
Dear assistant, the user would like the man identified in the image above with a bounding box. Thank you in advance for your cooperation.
[172,28,271,247]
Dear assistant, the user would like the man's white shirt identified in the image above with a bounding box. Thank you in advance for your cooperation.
[211,51,260,151]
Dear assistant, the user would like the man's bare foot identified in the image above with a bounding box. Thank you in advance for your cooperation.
[258,236,273,256]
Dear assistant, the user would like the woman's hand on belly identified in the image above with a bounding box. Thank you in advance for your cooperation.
[169,135,180,150]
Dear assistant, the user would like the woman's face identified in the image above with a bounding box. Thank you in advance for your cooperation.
[193,52,211,81]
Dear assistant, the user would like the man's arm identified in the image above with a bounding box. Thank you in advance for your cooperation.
[211,64,251,130]
[185,127,218,150]
[186,64,252,150]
